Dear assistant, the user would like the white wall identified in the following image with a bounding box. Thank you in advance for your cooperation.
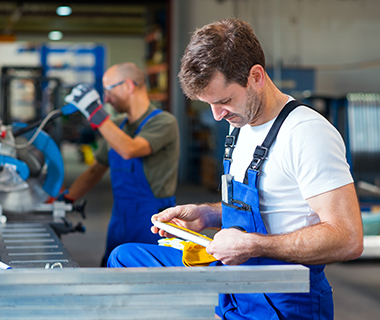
[176,0,380,96]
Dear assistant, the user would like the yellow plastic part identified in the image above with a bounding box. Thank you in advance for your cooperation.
[165,222,213,242]
[182,242,217,267]
[80,144,94,165]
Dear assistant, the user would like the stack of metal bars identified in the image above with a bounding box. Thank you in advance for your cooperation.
[0,265,309,320]
[0,222,79,268]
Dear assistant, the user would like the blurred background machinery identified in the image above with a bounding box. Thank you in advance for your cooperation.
[0,105,86,268]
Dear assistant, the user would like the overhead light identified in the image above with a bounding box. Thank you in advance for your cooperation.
[56,6,72,16]
[48,31,63,41]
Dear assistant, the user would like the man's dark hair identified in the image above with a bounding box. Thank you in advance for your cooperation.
[178,18,266,100]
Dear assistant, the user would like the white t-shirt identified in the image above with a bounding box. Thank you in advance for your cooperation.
[229,102,353,235]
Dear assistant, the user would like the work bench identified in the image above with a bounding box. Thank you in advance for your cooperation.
[0,222,79,268]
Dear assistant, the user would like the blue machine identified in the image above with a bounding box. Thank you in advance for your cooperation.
[11,123,64,198]
[0,104,78,213]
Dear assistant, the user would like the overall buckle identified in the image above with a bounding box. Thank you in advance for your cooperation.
[250,146,269,171]
[224,135,236,160]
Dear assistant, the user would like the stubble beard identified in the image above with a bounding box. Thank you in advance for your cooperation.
[246,87,263,126]
[227,87,263,128]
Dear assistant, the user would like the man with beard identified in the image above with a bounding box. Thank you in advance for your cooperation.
[107,19,363,319]
[63,62,180,266]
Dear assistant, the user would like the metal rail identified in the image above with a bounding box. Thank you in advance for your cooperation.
[0,265,309,319]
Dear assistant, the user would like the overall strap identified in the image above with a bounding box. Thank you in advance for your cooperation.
[135,109,162,135]
[119,109,163,132]
[243,100,306,184]
[120,117,128,129]
[223,127,240,174]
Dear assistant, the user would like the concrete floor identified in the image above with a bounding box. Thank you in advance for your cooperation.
[60,144,380,320]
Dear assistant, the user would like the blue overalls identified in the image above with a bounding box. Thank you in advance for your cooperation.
[107,101,334,319]
[216,100,333,319]
[104,109,176,264]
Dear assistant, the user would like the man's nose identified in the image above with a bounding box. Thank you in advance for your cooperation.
[210,104,227,121]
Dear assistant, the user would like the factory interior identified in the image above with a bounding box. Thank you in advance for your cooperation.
[1,0,380,319]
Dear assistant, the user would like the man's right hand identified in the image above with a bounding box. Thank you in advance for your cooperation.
[151,203,222,237]
[57,189,75,203]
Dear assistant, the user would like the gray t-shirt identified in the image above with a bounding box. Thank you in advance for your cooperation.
[95,104,180,198]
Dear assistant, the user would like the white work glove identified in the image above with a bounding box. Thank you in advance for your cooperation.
[65,84,109,129]
[157,238,187,250]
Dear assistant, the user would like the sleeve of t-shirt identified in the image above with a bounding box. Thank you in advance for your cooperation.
[137,112,178,153]
[94,116,126,166]
[285,117,354,200]
[94,137,109,166]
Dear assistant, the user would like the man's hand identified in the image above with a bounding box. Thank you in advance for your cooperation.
[206,228,253,265]
[65,84,109,129]
[151,203,222,238]
[57,189,74,203]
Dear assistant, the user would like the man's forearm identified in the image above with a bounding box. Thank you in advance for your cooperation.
[209,221,363,266]
[67,162,108,200]
[248,221,363,265]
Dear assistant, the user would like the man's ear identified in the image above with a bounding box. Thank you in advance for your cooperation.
[126,79,136,94]
[247,65,265,89]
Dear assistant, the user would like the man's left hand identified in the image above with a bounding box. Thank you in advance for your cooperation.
[65,84,109,129]
[206,228,253,265]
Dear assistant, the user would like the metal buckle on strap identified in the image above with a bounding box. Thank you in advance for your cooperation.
[224,135,236,160]
[254,145,268,159]
[250,146,269,171]
[224,135,236,148]
[250,158,264,171]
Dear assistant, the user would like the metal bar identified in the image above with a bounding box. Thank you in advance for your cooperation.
[0,228,48,232]
[7,259,69,264]
[0,265,309,285]
[8,252,63,256]
[5,245,59,249]
[3,238,54,243]
[1,233,51,238]
[0,265,309,294]
[0,223,44,227]
[3,239,55,243]
[0,306,217,319]
[360,235,380,258]
[0,281,309,296]
[0,266,309,319]
[0,293,218,308]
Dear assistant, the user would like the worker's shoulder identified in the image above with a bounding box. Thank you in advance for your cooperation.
[279,106,340,142]
[283,105,329,129]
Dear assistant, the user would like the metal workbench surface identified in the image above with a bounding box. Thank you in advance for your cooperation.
[0,222,79,268]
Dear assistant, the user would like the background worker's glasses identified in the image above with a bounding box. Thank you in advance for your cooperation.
[103,79,138,93]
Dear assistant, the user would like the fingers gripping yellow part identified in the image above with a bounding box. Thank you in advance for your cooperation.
[154,222,217,267]
[153,221,212,247]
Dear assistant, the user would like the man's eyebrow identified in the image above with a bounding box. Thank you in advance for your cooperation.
[210,97,231,104]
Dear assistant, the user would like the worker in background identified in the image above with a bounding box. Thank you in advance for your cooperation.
[107,19,363,319]
[63,62,180,266]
